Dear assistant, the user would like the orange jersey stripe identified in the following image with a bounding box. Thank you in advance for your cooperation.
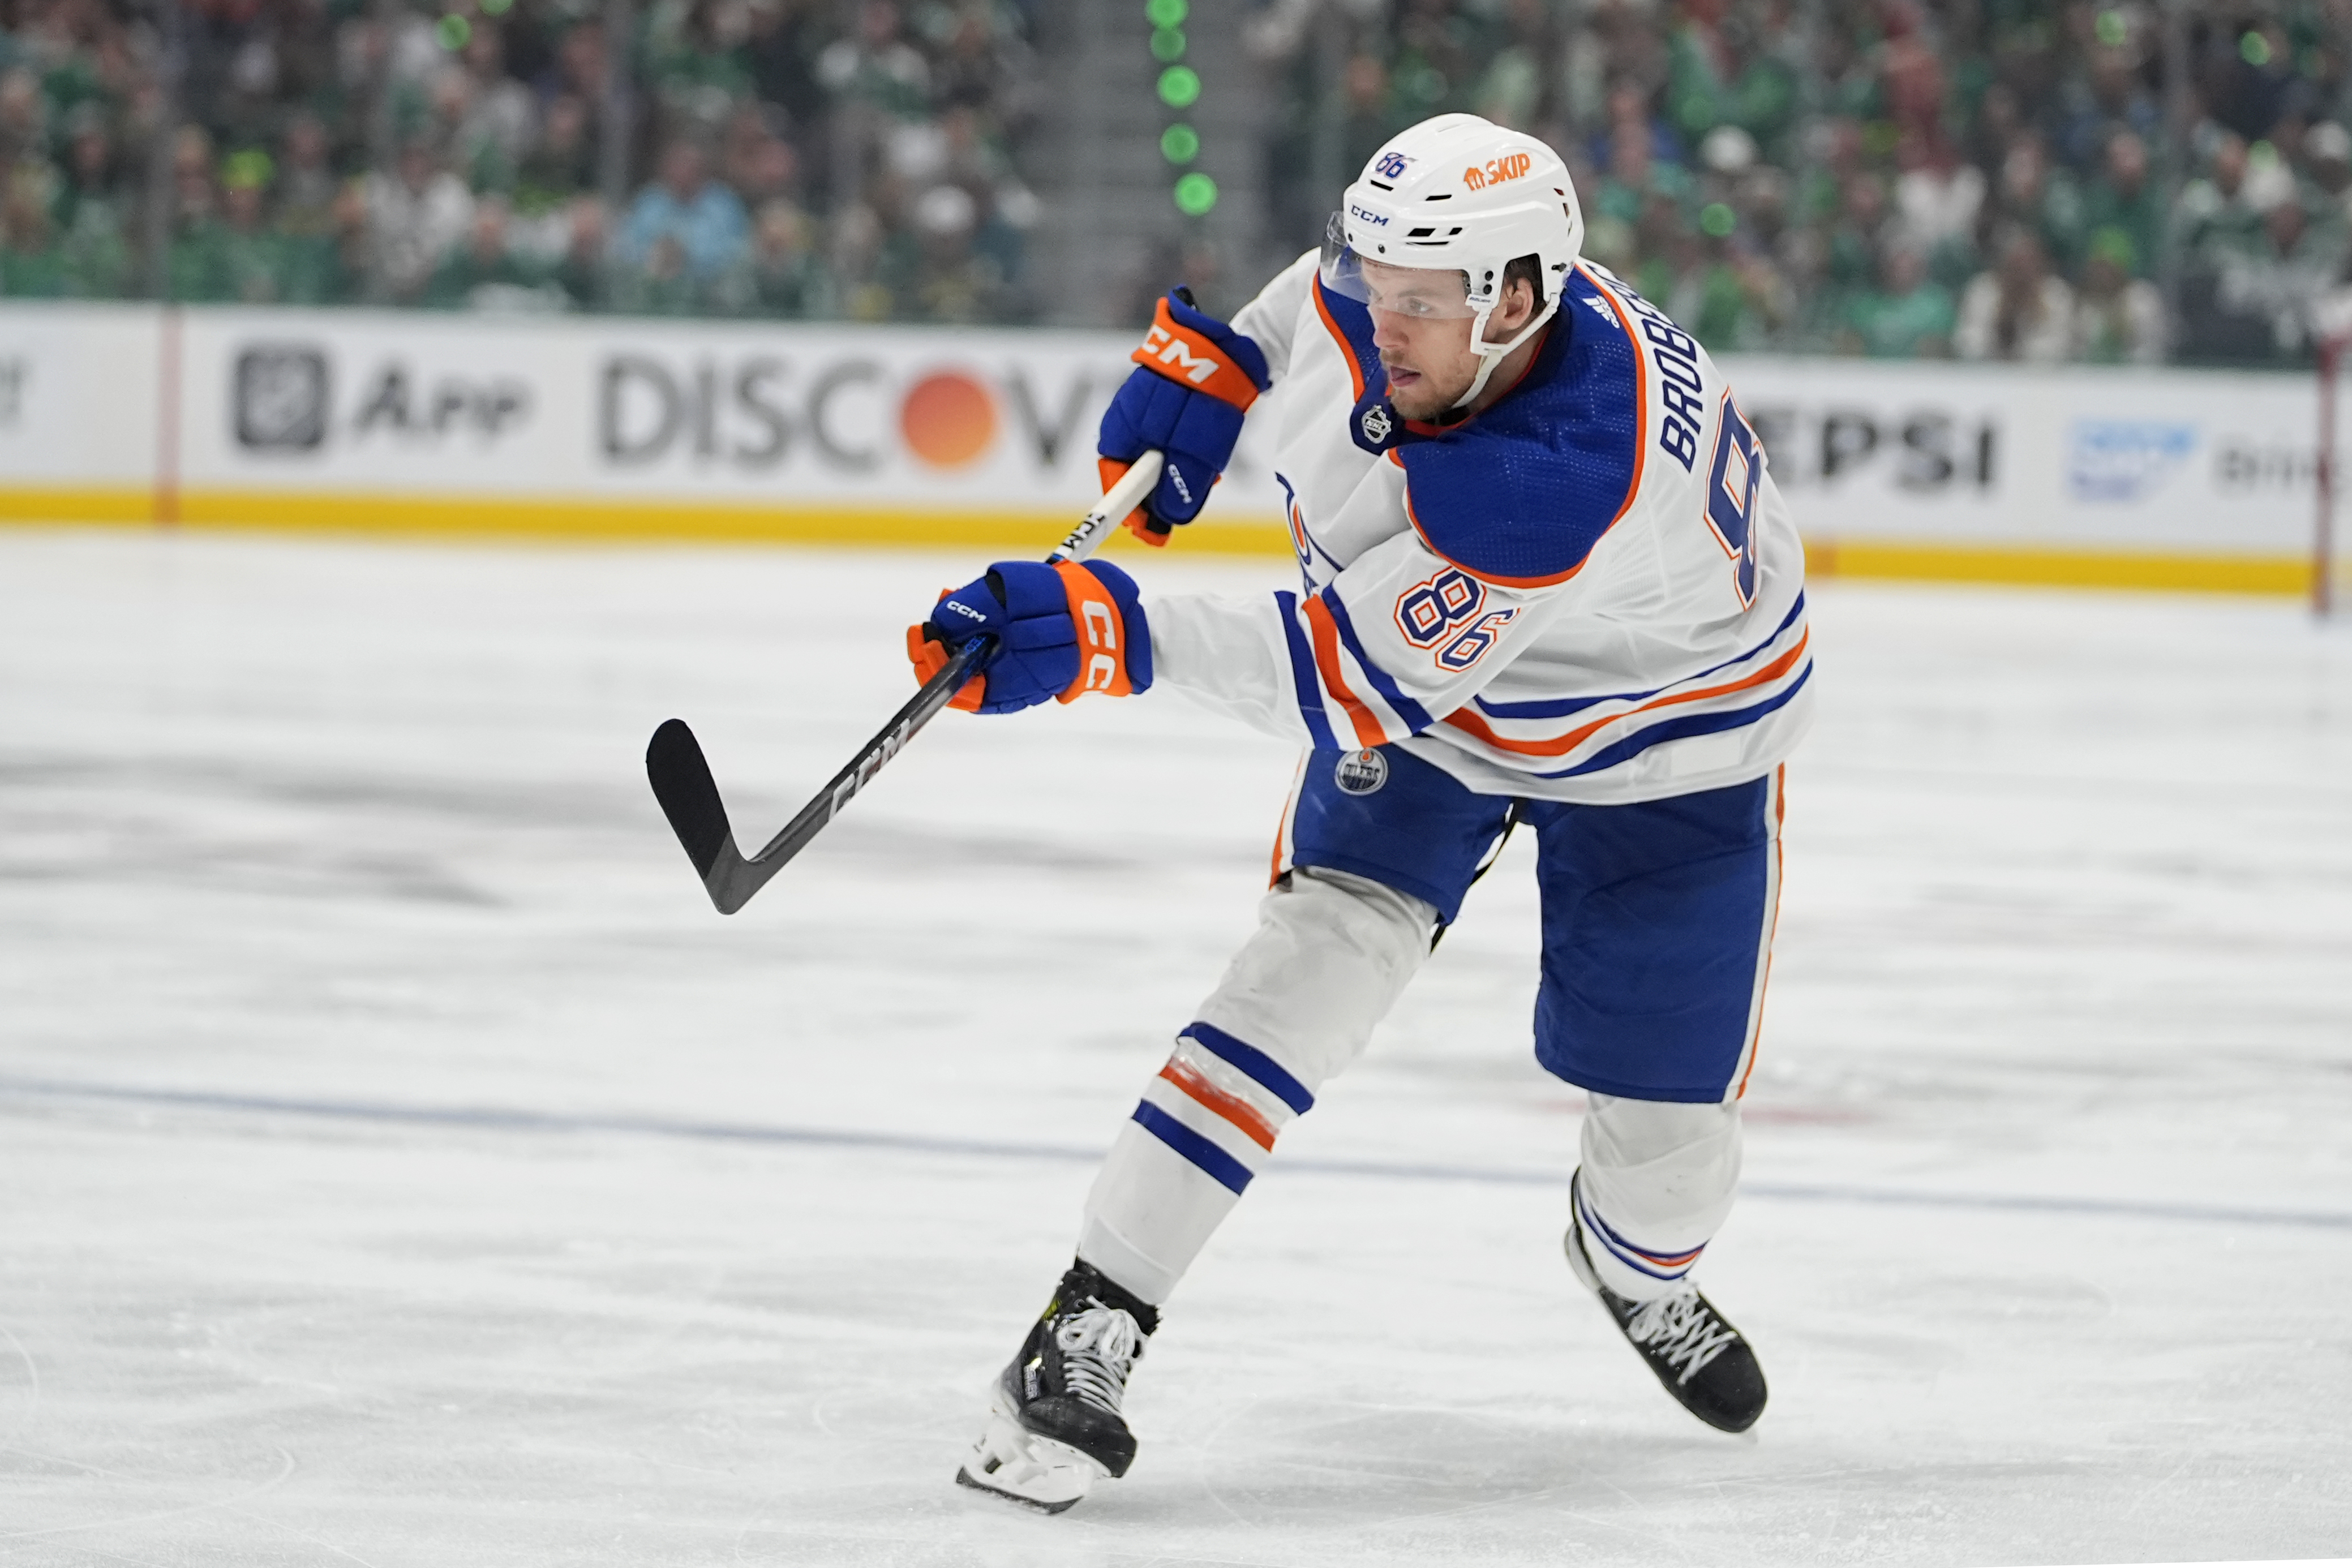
[1160,1058,1278,1152]
[1578,265,1650,533]
[1443,629,1809,759]
[1300,594,1389,748]
[1311,284,1370,403]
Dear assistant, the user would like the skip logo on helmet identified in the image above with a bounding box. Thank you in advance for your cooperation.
[1463,151,1534,190]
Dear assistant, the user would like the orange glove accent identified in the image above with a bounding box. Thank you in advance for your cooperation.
[1098,457,1172,547]
[1131,294,1265,413]
[906,600,986,712]
[1050,560,1136,702]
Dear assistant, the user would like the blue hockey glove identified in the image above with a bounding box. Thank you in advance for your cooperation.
[1097,287,1272,544]
[906,559,1153,715]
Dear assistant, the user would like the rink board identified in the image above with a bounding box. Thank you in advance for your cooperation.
[0,300,2332,592]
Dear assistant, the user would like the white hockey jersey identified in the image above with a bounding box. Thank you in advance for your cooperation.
[1144,250,1814,804]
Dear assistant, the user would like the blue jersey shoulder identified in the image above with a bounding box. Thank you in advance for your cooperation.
[1397,267,1645,586]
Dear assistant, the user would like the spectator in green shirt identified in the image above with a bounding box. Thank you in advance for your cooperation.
[2079,130,2163,280]
[214,150,294,303]
[424,197,557,310]
[1,168,71,297]
[51,105,127,297]
[1843,242,1956,358]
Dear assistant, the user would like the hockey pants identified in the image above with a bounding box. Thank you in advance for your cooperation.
[1075,866,1742,1306]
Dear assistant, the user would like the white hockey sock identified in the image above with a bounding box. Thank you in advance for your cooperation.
[1575,1093,1744,1302]
[1076,867,1434,1304]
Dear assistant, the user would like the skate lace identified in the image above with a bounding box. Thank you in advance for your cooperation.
[1055,1304,1141,1416]
[1624,1290,1737,1386]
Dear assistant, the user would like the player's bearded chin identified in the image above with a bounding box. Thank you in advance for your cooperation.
[1381,345,1470,421]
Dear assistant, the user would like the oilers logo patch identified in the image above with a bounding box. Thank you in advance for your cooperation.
[1334,749,1389,795]
[1359,403,1393,444]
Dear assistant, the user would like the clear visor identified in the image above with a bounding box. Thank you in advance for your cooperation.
[1319,211,1479,319]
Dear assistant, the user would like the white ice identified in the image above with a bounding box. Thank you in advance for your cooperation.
[1,530,2349,1567]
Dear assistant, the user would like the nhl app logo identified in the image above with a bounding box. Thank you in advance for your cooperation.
[1359,403,1393,444]
[1334,748,1388,795]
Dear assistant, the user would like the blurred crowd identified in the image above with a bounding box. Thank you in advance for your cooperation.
[11,0,2352,365]
[0,0,1042,320]
[1256,0,2352,364]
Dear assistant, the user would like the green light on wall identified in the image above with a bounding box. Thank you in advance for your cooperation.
[436,13,472,49]
[1174,171,1218,216]
[1145,0,1187,25]
[1151,26,1187,61]
[1157,66,1201,108]
[1161,123,1200,164]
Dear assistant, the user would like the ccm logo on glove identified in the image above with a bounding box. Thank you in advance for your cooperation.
[907,559,1153,715]
[1097,288,1273,545]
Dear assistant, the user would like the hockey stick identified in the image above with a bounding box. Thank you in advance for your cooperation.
[646,450,1167,914]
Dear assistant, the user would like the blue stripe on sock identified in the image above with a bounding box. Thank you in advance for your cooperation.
[1579,1187,1701,1281]
[1132,1101,1254,1195]
[1181,1021,1315,1115]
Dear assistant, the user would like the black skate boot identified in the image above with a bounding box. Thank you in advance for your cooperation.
[1564,1172,1767,1433]
[955,1260,1159,1513]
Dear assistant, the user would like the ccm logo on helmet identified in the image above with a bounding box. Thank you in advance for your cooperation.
[1141,325,1224,387]
[1463,151,1534,190]
[1349,204,1391,226]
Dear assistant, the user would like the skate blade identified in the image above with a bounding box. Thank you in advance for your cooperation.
[952,1406,1102,1514]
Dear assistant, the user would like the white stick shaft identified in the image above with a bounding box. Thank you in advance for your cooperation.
[1048,451,1166,565]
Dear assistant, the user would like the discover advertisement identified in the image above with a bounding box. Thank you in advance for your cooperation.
[0,300,2331,588]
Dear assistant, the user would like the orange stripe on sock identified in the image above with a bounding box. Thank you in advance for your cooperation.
[1159,1059,1277,1152]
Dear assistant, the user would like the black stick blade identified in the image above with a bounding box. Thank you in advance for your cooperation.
[646,719,737,883]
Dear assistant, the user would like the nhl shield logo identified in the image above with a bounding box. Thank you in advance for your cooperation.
[1334,748,1388,795]
[1359,403,1393,444]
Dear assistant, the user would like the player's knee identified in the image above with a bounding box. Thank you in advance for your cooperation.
[1187,866,1436,1098]
[1275,865,1435,959]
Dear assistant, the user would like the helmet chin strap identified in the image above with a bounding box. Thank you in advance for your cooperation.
[1449,297,1561,414]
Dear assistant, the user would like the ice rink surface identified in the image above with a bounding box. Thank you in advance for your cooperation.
[1,529,2349,1568]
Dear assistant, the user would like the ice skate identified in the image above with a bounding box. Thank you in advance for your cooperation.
[955,1261,1157,1513]
[1566,1173,1768,1434]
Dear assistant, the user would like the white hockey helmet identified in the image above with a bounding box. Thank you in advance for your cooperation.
[1321,113,1585,410]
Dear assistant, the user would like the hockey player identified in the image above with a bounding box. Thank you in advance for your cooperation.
[906,113,1813,1513]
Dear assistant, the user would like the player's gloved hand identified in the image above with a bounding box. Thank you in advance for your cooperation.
[1098,286,1271,547]
[905,559,1153,715]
